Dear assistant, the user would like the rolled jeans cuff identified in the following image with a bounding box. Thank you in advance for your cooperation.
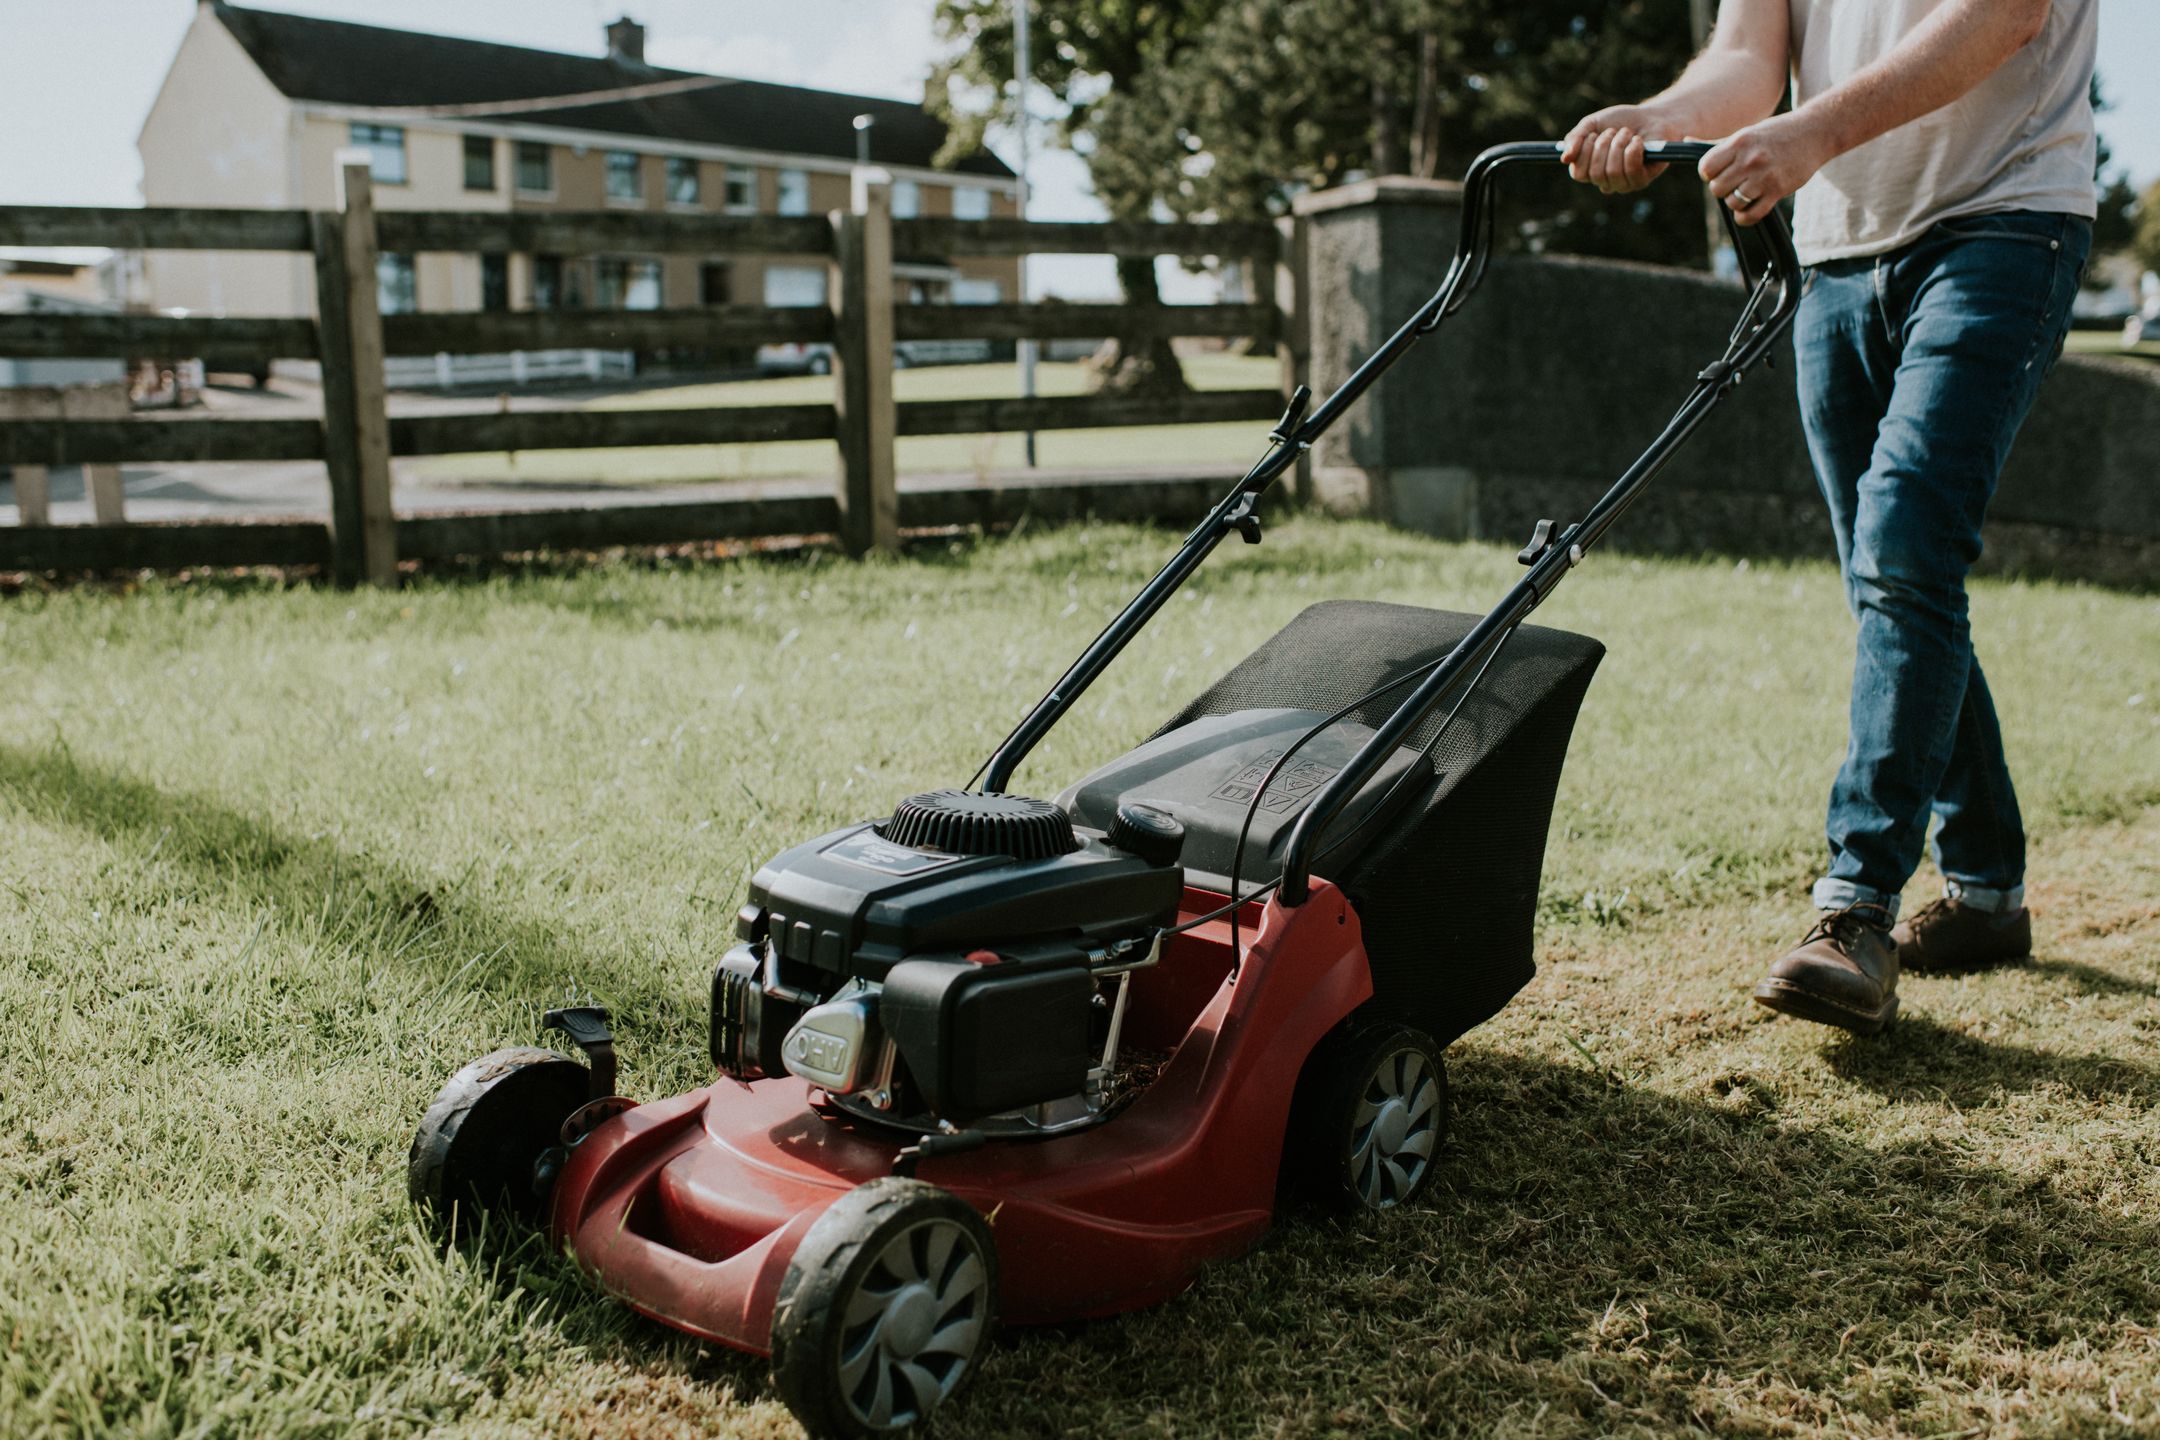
[1944,878,2024,914]
[1811,877,1901,922]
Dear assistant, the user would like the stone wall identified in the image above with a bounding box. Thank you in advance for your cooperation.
[1296,179,2160,587]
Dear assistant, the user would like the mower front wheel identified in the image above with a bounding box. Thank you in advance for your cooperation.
[408,1046,588,1235]
[1288,1020,1448,1212]
[771,1177,999,1440]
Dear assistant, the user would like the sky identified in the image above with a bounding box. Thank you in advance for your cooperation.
[2,0,2155,296]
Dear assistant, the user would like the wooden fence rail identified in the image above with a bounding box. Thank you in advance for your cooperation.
[0,164,1307,582]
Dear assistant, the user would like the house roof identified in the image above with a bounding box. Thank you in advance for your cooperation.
[209,3,1014,180]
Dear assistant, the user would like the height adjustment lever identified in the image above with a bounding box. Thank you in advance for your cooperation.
[544,1006,618,1100]
[1517,518,1556,566]
[1222,492,1264,545]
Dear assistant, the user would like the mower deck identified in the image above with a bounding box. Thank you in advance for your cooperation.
[548,882,1372,1353]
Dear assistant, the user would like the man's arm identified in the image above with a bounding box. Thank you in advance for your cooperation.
[1563,0,1790,195]
[1702,0,2052,225]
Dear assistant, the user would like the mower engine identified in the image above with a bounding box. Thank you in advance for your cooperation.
[711,790,1186,1134]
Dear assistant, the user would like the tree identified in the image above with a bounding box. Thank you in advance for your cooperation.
[2135,180,2160,282]
[2090,76,2137,260]
[928,0,1231,394]
[1145,0,1703,261]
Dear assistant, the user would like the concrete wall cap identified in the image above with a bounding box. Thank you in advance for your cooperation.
[1294,174,1465,217]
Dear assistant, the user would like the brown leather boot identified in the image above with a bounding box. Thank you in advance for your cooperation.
[1893,897,2032,973]
[1752,903,1899,1034]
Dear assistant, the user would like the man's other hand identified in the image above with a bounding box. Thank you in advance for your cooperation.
[1699,112,1836,225]
[1562,107,1678,193]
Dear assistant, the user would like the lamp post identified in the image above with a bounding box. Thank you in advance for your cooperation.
[853,112,875,166]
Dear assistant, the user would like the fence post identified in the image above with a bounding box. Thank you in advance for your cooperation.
[831,168,899,557]
[1276,213,1312,506]
[312,155,397,587]
[11,465,50,526]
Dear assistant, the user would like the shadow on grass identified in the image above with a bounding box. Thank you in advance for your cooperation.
[0,740,704,1041]
[2023,954,2160,1000]
[920,1050,2160,1436]
[459,1044,2160,1437]
[1822,1010,2160,1107]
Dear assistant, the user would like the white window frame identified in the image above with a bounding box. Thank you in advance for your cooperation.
[376,252,417,314]
[349,122,407,186]
[604,150,644,205]
[762,264,828,308]
[776,168,810,217]
[665,156,701,208]
[514,141,554,197]
[723,165,759,215]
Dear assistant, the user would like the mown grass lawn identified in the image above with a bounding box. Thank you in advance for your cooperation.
[407,355,1278,487]
[2,519,2156,1439]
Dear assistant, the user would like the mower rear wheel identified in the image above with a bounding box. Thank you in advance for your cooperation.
[1289,1021,1447,1212]
[771,1177,998,1440]
[408,1046,588,1235]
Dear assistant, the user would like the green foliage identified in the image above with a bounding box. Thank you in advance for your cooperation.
[931,0,1706,264]
[2090,76,2139,259]
[2136,178,2160,279]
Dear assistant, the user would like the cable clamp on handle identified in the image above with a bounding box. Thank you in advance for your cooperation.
[1268,384,1313,449]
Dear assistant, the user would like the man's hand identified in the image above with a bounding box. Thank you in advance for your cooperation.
[1562,106,1681,193]
[1698,111,1837,226]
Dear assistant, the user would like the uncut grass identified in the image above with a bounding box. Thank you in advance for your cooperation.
[0,519,2155,1438]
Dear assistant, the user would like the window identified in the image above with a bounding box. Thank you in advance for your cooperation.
[665,156,700,207]
[605,150,643,203]
[596,257,662,310]
[515,141,553,194]
[776,168,810,217]
[723,165,758,213]
[890,179,920,219]
[462,135,496,191]
[763,264,827,308]
[376,252,416,314]
[349,123,406,185]
[700,262,732,306]
[480,253,509,312]
[952,185,991,221]
[531,254,563,310]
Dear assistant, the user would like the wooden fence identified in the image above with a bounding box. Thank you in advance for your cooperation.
[0,163,1307,584]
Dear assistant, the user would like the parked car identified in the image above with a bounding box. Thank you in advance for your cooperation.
[753,339,995,377]
[754,342,832,376]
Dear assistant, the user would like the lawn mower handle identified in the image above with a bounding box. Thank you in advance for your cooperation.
[979,143,1804,875]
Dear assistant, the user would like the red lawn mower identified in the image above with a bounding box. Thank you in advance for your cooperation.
[410,143,1800,1439]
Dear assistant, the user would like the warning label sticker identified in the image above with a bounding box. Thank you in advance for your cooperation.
[1211,751,1340,814]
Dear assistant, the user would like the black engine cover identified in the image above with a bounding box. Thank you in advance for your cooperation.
[880,957,1094,1118]
[745,821,1183,984]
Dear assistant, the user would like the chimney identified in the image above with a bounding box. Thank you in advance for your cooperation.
[606,15,645,63]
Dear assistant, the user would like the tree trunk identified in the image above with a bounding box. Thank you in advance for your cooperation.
[1088,252,1191,396]
[1370,0,1400,175]
[1409,31,1442,179]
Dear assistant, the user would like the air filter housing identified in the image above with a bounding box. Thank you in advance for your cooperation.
[880,790,1079,862]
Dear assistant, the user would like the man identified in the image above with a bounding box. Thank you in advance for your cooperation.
[1561,0,2096,1034]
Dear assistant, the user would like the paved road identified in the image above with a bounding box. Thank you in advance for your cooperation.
[1,377,1239,526]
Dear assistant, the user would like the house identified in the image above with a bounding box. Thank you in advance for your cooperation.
[137,2,1020,331]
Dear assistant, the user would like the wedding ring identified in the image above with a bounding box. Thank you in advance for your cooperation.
[1731,190,1757,208]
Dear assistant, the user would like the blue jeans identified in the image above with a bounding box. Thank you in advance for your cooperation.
[1794,210,2091,921]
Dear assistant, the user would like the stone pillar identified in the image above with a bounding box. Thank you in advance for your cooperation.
[1292,176,1478,538]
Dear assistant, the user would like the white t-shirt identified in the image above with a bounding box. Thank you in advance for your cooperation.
[1787,0,2098,265]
